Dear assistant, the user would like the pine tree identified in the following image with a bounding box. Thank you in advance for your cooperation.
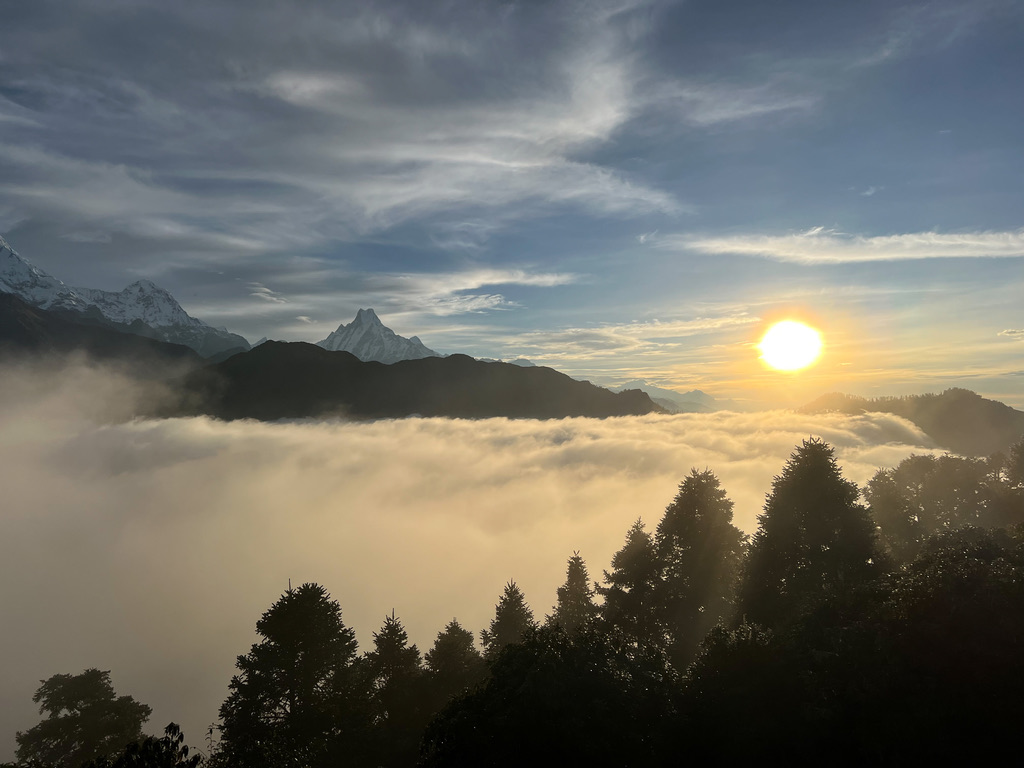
[365,612,424,768]
[216,583,369,768]
[480,581,537,662]
[547,552,598,635]
[424,619,486,710]
[738,439,881,628]
[654,469,747,666]
[597,519,663,648]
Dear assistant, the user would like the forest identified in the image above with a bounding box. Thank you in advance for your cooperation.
[7,436,1024,767]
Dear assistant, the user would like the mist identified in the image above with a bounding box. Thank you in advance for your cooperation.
[0,359,941,758]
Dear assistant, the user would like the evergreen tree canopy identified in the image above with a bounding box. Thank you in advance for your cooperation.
[365,612,425,768]
[424,619,486,706]
[480,581,537,662]
[738,439,881,628]
[655,469,747,666]
[547,552,598,635]
[215,583,368,768]
[598,519,663,647]
[15,669,151,768]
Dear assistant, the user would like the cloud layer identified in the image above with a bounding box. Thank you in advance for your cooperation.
[0,360,941,758]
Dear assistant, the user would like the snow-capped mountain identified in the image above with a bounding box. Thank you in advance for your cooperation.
[316,308,439,364]
[0,235,248,357]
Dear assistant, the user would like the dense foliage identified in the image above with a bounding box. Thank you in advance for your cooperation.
[9,435,1024,767]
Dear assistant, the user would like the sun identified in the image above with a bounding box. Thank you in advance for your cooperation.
[758,320,823,371]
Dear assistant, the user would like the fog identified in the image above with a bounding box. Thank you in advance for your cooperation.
[0,360,940,758]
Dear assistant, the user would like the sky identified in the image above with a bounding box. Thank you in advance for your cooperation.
[1,0,1023,405]
[0,357,942,757]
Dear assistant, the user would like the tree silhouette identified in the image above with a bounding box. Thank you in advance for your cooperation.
[654,469,747,667]
[215,583,370,768]
[424,620,486,710]
[82,723,201,767]
[365,612,426,768]
[738,439,881,628]
[15,669,151,768]
[597,519,663,648]
[546,552,598,635]
[480,581,537,662]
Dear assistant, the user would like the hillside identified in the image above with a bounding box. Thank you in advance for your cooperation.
[801,389,1024,457]
[178,342,661,421]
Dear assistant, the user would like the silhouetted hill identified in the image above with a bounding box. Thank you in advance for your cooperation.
[0,292,202,373]
[801,389,1024,456]
[179,341,662,420]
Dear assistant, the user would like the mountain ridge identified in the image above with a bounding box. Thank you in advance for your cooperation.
[316,308,439,364]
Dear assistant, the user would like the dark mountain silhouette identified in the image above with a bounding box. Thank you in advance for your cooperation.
[802,389,1024,457]
[178,341,662,421]
[0,292,202,372]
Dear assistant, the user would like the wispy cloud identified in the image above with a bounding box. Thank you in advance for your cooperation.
[247,282,287,304]
[671,227,1024,264]
[999,329,1024,340]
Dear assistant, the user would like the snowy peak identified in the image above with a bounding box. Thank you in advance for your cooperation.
[316,308,439,364]
[0,237,88,311]
[0,234,249,357]
[75,280,202,329]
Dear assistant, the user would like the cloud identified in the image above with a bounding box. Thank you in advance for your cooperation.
[247,282,287,304]
[999,329,1024,339]
[510,314,761,359]
[0,359,941,758]
[670,227,1024,264]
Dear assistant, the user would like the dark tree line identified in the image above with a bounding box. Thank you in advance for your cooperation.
[9,435,1024,767]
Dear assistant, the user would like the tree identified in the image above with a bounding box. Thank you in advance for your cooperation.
[738,439,881,628]
[215,583,370,768]
[597,519,663,648]
[480,581,537,662]
[364,612,425,767]
[546,552,598,635]
[423,620,486,710]
[15,669,152,768]
[654,469,747,667]
[82,723,201,768]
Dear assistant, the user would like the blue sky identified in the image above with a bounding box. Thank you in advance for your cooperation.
[1,0,1022,405]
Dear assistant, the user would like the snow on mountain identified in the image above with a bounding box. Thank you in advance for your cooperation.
[0,235,248,357]
[0,235,89,311]
[316,308,439,364]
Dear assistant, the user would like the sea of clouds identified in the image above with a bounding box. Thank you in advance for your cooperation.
[0,359,941,758]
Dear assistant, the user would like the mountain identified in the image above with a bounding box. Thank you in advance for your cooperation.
[0,292,202,372]
[316,308,438,364]
[611,380,717,413]
[801,389,1024,457]
[177,342,662,421]
[0,235,249,357]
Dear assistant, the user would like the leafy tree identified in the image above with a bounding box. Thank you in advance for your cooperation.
[597,519,663,648]
[215,583,370,768]
[738,439,881,628]
[423,620,486,710]
[365,612,425,767]
[546,551,598,634]
[15,668,152,768]
[82,723,201,767]
[654,469,747,667]
[421,625,678,767]
[1008,435,1024,487]
[480,581,537,662]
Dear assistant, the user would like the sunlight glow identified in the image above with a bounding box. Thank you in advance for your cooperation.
[758,321,823,371]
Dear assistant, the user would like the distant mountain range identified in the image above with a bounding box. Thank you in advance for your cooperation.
[0,235,249,357]
[802,390,1024,457]
[174,342,661,421]
[609,380,748,413]
[316,308,439,364]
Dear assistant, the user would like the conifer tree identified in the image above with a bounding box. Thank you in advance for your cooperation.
[655,469,747,666]
[216,583,369,768]
[424,619,486,709]
[598,519,663,648]
[366,612,424,768]
[480,581,537,662]
[738,439,880,629]
[547,552,598,634]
